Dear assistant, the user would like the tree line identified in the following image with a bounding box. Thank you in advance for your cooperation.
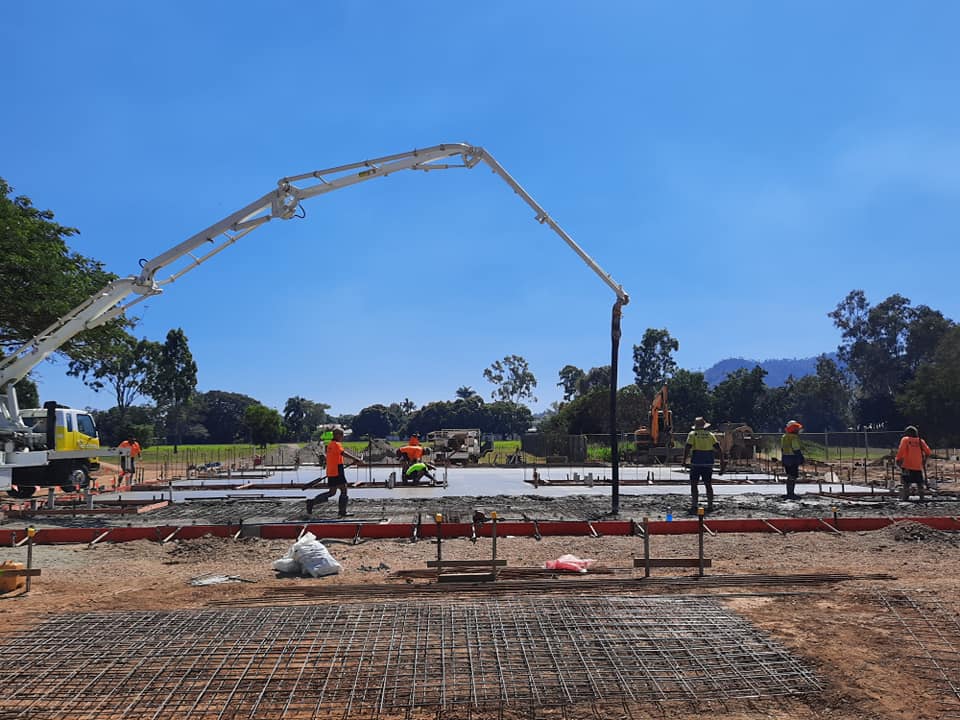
[3,178,958,446]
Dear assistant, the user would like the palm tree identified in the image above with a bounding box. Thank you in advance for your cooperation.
[283,396,308,441]
[455,386,478,400]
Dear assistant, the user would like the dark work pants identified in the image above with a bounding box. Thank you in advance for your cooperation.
[689,467,714,508]
[782,462,799,498]
[900,469,925,500]
[315,465,349,514]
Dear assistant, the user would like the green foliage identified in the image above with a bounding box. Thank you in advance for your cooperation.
[190,390,259,444]
[577,366,610,396]
[352,403,401,437]
[830,290,954,427]
[283,396,329,442]
[68,334,160,424]
[92,404,157,446]
[15,377,39,408]
[557,365,585,401]
[897,326,960,445]
[712,366,768,426]
[144,328,198,450]
[0,177,131,375]
[632,328,679,395]
[667,369,712,431]
[244,403,283,447]
[483,355,537,404]
[542,385,646,434]
[455,386,477,400]
[772,357,851,432]
[404,396,531,437]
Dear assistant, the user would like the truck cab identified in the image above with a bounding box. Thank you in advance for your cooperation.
[20,406,101,456]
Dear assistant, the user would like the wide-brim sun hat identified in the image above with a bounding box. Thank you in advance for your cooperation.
[692,416,710,429]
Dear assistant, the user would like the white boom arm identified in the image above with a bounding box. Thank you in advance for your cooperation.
[0,143,628,423]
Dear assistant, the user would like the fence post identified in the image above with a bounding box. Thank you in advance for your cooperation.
[864,430,869,486]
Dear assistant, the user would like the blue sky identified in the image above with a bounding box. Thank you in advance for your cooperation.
[4,2,959,417]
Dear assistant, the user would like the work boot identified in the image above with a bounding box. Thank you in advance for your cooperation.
[686,506,698,516]
[338,493,349,516]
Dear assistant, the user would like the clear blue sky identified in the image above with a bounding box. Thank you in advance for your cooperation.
[5,2,959,417]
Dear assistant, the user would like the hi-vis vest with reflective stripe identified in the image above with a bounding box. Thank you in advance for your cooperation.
[781,433,802,459]
[686,430,717,467]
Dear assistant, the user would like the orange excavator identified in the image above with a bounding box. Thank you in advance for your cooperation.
[633,385,682,463]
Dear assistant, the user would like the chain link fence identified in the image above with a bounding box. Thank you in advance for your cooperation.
[521,431,960,486]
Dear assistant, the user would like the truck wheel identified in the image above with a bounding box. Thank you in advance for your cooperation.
[7,485,37,499]
[61,468,89,494]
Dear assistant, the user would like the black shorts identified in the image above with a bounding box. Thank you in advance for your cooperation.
[327,465,347,487]
[901,469,925,487]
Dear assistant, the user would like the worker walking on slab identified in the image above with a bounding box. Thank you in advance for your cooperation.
[896,425,932,502]
[683,417,722,514]
[306,428,362,517]
[780,421,804,499]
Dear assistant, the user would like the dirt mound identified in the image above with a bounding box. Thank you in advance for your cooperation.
[165,534,257,560]
[885,520,960,546]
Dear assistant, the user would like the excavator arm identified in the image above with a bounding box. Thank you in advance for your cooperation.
[0,143,628,436]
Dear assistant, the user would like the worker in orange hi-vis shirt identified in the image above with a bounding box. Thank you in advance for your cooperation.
[396,433,424,482]
[306,428,362,517]
[118,436,142,478]
[895,425,932,502]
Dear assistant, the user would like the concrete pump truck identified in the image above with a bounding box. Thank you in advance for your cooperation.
[1,143,628,498]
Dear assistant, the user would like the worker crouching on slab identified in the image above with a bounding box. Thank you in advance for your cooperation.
[683,417,723,514]
[896,425,932,502]
[780,420,804,500]
[396,433,424,482]
[404,461,437,484]
[306,428,362,517]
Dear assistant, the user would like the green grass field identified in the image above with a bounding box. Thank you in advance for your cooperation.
[133,440,524,464]
[116,439,896,468]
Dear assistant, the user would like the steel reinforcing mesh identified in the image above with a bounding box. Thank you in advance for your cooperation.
[0,595,820,719]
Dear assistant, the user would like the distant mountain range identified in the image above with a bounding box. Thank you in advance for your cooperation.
[703,354,839,388]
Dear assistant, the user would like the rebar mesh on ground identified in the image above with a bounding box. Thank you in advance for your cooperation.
[877,590,960,719]
[0,596,820,719]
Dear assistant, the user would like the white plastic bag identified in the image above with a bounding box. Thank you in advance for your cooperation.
[272,557,300,574]
[272,531,342,577]
[294,532,342,578]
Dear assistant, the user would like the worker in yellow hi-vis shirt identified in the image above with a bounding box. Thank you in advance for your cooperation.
[683,417,723,514]
[780,420,804,500]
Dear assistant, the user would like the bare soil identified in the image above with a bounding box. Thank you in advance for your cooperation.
[1,514,959,719]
